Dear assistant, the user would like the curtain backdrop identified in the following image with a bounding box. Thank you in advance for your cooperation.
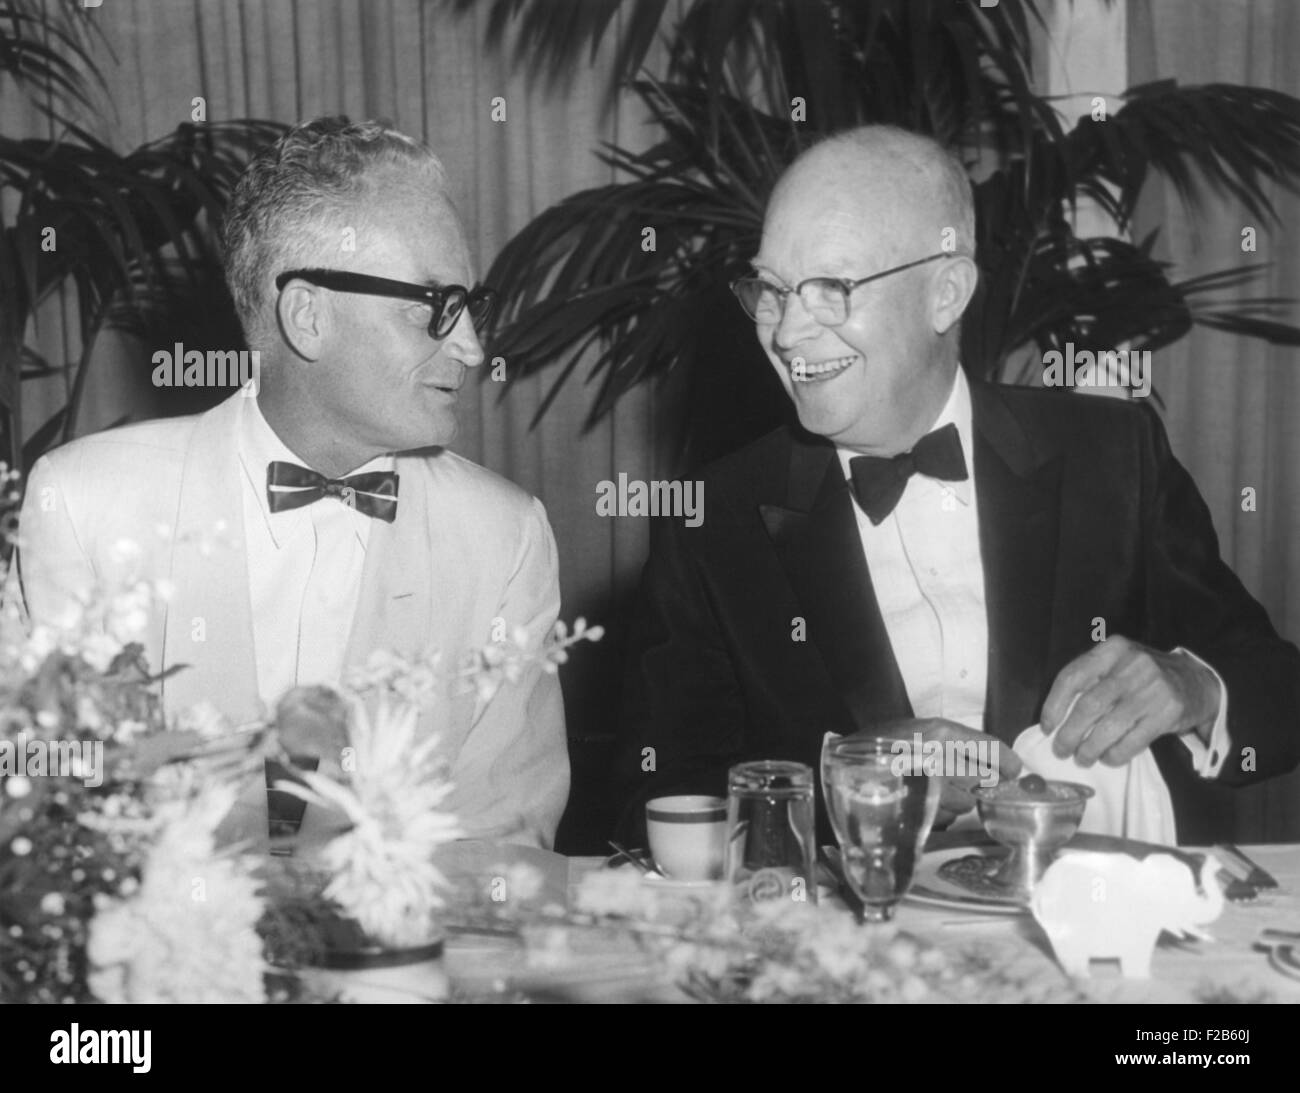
[1130,0,1300,840]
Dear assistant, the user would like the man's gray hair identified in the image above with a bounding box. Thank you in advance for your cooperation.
[222,116,448,352]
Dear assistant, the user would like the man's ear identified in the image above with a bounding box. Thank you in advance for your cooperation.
[930,255,979,336]
[276,281,327,360]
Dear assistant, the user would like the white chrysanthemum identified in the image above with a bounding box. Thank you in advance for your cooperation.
[174,700,230,740]
[87,787,264,1004]
[281,696,462,949]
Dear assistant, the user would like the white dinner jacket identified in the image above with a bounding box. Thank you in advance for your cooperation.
[9,392,569,847]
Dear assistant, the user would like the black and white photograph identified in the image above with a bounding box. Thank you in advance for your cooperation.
[2,0,1299,1041]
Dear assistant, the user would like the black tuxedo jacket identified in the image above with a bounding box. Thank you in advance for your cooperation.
[614,380,1300,845]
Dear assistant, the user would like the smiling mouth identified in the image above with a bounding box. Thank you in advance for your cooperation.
[788,355,857,383]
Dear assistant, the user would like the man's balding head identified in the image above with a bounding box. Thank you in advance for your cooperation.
[773,127,976,262]
[748,125,979,455]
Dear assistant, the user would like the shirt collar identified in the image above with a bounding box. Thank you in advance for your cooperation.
[236,396,394,549]
[836,367,974,507]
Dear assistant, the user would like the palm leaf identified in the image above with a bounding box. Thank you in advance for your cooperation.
[0,0,108,116]
[458,0,1300,449]
[1064,81,1300,228]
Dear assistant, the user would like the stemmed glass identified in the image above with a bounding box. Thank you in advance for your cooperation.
[822,736,941,922]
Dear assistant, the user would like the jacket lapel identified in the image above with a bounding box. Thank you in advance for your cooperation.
[759,433,912,732]
[160,394,262,725]
[971,382,1064,744]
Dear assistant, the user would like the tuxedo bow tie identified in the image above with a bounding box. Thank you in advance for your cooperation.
[266,461,400,522]
[848,422,968,525]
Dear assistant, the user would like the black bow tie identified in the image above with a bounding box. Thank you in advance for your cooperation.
[848,423,968,525]
[266,461,400,522]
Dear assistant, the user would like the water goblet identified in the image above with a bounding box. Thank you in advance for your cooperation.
[823,736,941,922]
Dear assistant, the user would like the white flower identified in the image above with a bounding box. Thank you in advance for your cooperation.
[5,776,31,799]
[87,786,264,1004]
[108,539,142,566]
[112,719,149,745]
[76,695,105,732]
[278,695,462,948]
[40,893,66,916]
[174,701,229,740]
[78,633,122,674]
[10,837,32,856]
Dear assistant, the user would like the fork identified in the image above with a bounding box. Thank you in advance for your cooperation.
[606,840,663,876]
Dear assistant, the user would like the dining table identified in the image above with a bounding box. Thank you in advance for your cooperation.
[438,839,1300,1004]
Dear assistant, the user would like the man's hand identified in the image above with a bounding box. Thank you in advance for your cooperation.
[861,718,1022,828]
[1041,635,1221,767]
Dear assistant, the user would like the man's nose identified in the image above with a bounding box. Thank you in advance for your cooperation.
[445,309,486,369]
[771,291,821,354]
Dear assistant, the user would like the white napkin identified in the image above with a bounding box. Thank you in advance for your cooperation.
[1012,724,1176,844]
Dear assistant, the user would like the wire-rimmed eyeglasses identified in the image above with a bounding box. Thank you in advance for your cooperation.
[731,252,950,326]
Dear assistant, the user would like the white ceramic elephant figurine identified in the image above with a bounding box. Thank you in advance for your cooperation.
[1031,851,1224,978]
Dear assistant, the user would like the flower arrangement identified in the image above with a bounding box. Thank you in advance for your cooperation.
[495,866,1093,1004]
[0,471,604,1002]
[0,600,602,1001]
[0,459,203,1003]
[0,565,212,1003]
[274,693,464,950]
[84,782,266,1004]
[261,619,602,961]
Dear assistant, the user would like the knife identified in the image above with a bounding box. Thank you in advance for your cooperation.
[1215,843,1280,889]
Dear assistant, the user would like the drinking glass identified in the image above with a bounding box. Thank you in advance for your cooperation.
[725,761,818,906]
[823,736,940,922]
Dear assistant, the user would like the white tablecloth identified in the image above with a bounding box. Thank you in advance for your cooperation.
[442,843,1300,1003]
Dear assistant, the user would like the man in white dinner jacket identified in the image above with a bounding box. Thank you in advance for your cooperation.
[9,117,568,848]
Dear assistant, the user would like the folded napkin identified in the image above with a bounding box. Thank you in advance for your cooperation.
[1012,724,1176,845]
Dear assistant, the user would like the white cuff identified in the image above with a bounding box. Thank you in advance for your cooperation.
[1172,647,1230,779]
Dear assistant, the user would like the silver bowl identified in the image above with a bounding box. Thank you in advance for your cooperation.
[971,779,1094,898]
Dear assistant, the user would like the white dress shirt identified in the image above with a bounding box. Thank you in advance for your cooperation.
[836,368,1229,777]
[236,397,395,711]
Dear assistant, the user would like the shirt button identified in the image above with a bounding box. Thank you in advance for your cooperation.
[959,669,969,679]
[929,567,938,577]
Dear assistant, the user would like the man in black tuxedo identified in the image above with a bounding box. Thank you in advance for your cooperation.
[614,125,1300,846]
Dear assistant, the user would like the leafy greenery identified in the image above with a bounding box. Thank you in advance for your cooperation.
[0,0,284,470]
[454,0,1300,465]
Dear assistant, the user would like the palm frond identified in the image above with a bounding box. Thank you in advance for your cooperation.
[0,0,108,116]
[1065,81,1300,228]
[0,112,287,459]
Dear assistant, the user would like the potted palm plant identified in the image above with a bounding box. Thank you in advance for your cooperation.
[0,0,285,474]
[453,0,1300,468]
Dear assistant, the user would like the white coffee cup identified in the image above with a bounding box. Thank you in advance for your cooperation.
[645,795,727,881]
